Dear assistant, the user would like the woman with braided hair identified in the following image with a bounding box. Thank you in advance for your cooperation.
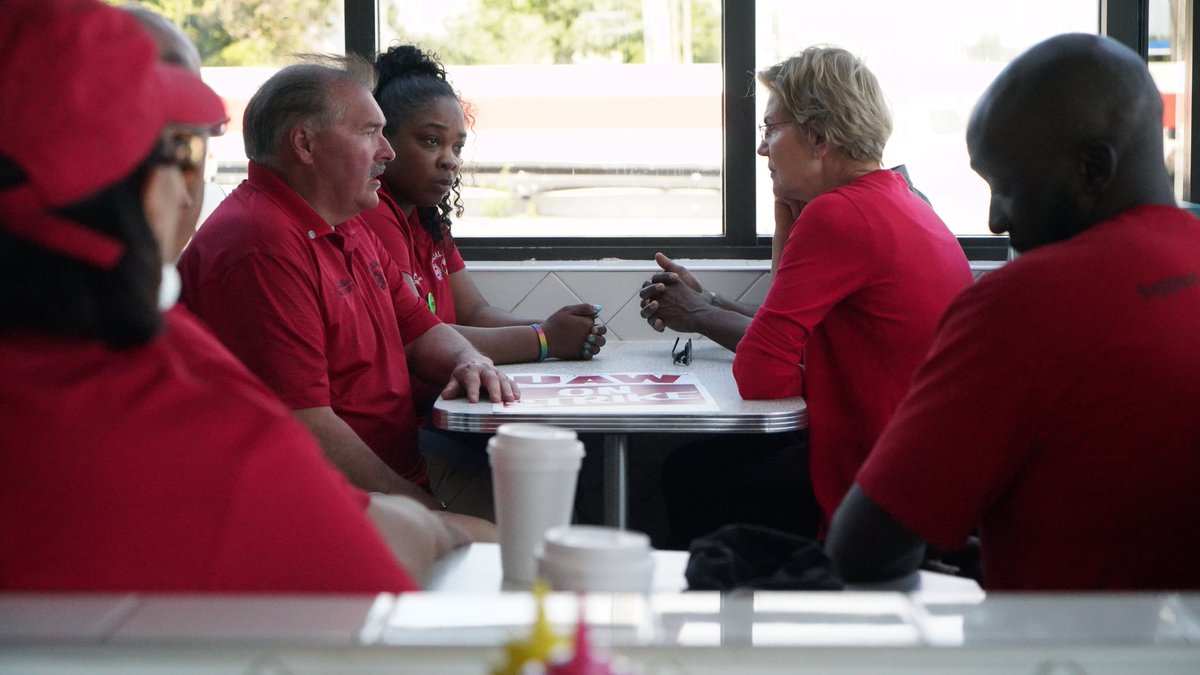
[362,44,606,367]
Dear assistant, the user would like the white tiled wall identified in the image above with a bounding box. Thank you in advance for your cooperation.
[470,259,1003,340]
[199,183,1002,340]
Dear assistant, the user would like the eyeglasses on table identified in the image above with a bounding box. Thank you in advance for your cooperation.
[671,337,692,366]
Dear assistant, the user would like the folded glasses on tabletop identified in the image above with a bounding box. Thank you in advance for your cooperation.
[671,337,692,366]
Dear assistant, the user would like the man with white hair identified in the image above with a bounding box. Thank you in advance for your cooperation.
[180,57,516,522]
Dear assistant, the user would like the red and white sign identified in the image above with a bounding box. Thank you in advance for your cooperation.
[494,372,718,414]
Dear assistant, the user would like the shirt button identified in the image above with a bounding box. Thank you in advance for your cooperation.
[307,230,316,239]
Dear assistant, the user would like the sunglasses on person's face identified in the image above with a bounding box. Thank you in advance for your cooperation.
[672,337,692,366]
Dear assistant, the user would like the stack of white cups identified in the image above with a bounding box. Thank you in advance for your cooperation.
[488,423,585,584]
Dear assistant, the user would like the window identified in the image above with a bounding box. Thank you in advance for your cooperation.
[376,0,1096,259]
[753,1,1097,237]
[378,0,726,244]
[1150,0,1191,202]
[114,0,346,195]
[149,0,1170,260]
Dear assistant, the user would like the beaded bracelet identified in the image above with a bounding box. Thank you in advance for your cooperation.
[530,323,549,361]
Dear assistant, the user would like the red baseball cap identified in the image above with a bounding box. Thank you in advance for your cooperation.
[0,0,227,268]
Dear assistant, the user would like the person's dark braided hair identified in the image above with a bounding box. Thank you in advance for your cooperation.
[373,44,471,246]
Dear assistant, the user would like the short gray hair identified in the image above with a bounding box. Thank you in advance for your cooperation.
[243,54,376,166]
[758,46,892,163]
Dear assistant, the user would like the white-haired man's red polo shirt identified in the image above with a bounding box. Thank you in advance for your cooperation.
[180,162,440,490]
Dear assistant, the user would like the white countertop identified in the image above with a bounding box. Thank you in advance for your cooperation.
[5,584,1200,673]
[422,542,984,598]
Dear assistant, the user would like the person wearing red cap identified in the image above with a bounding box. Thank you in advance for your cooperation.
[178,55,517,520]
[0,0,464,592]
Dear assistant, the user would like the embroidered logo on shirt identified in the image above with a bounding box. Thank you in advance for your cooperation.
[431,250,447,281]
[1138,272,1198,299]
[369,261,388,291]
[335,278,356,296]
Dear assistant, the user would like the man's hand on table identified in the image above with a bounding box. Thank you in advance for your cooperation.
[440,358,520,403]
[367,493,472,581]
[439,511,498,543]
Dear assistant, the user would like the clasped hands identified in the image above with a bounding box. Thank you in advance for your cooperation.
[544,303,607,360]
[639,252,710,333]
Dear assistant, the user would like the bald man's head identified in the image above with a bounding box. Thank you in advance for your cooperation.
[122,4,201,74]
[122,4,211,260]
[967,33,1174,252]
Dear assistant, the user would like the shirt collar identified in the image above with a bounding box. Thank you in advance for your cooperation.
[246,161,339,240]
[377,182,416,231]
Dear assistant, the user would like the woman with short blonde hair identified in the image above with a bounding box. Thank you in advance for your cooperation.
[645,45,973,547]
[758,45,892,164]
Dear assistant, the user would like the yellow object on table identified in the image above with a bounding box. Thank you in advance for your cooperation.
[492,581,571,675]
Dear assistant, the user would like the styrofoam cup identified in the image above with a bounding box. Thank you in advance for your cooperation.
[535,525,654,593]
[488,424,585,584]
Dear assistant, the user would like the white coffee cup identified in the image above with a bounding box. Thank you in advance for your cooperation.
[488,423,585,584]
[535,525,654,593]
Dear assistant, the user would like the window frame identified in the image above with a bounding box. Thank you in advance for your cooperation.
[345,0,1159,261]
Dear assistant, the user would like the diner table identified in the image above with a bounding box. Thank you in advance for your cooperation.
[432,339,807,528]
